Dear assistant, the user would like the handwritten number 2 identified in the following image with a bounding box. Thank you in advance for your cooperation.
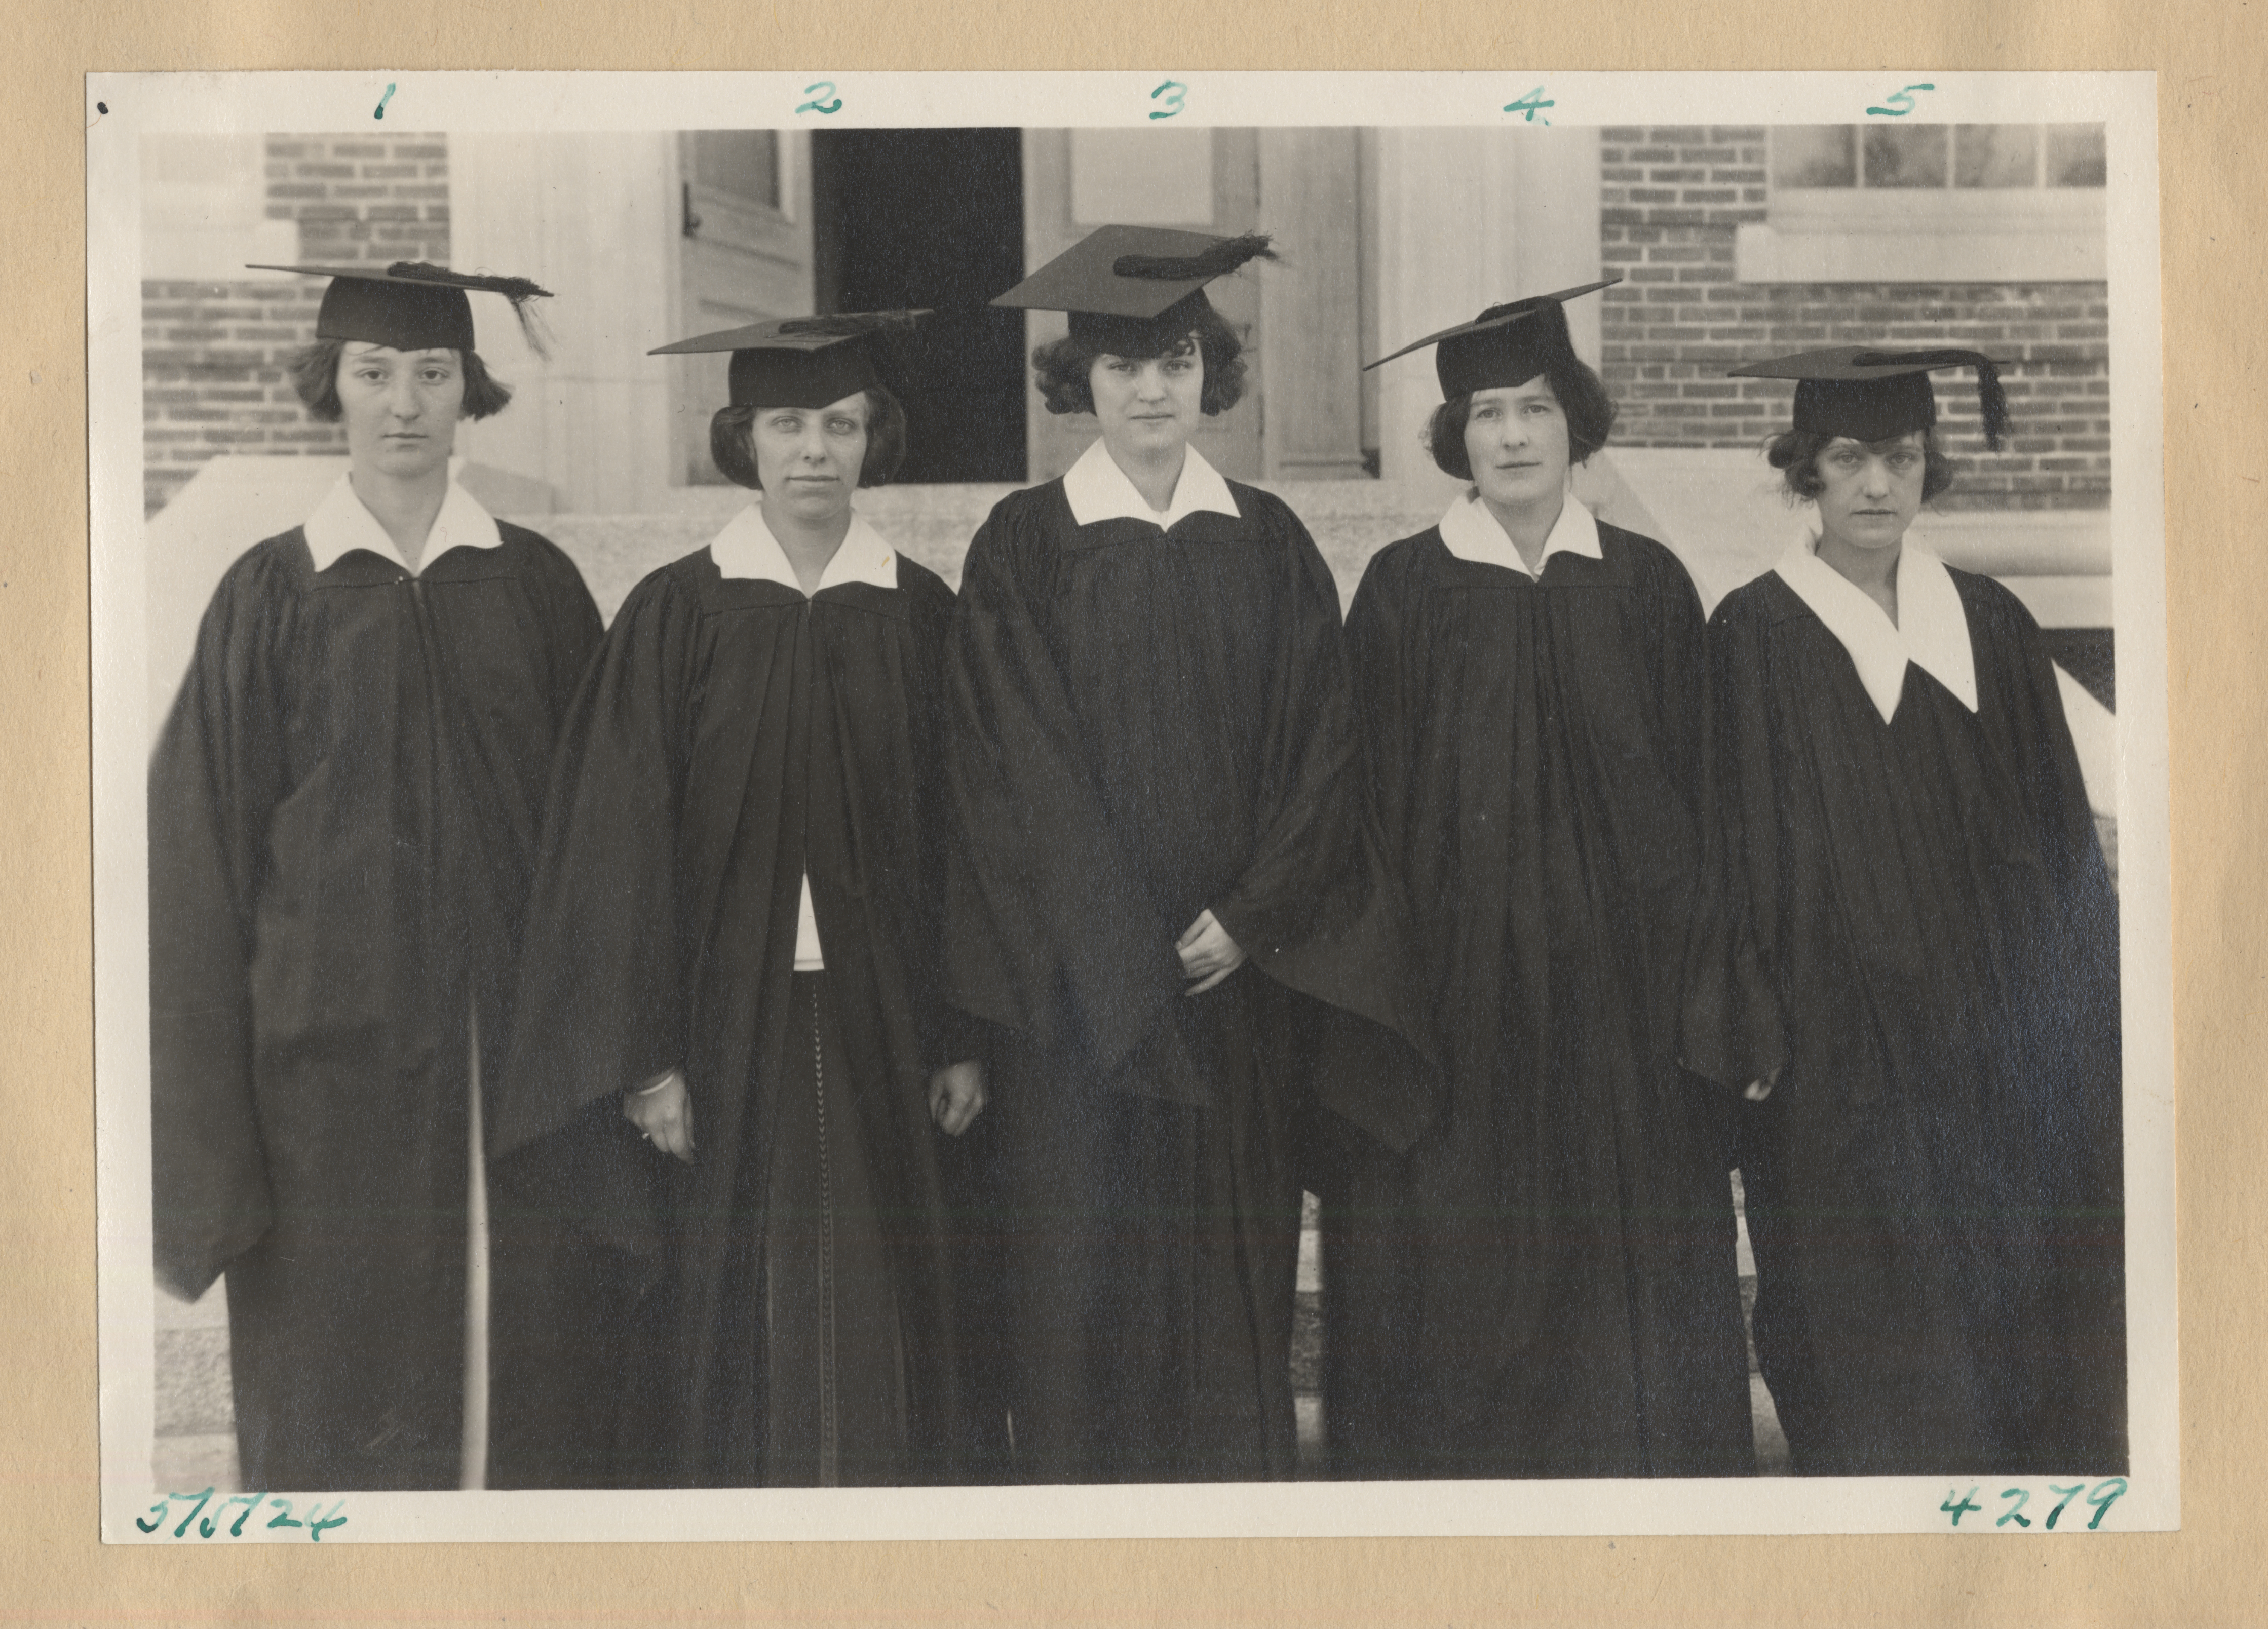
[798,81,842,116]
[266,1496,303,1530]
[1995,1487,2031,1528]
[1867,83,1935,117]
[1150,81,1187,120]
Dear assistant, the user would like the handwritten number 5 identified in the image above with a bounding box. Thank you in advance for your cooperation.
[1150,81,1187,120]
[798,81,842,116]
[135,1496,171,1533]
[1867,83,1935,117]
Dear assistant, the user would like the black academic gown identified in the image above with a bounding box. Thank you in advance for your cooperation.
[149,523,601,1492]
[941,476,1430,1485]
[1692,564,2125,1477]
[489,545,967,1489]
[1323,520,1756,1480]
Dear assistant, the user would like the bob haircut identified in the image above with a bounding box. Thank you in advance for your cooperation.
[1425,355,1619,479]
[290,337,514,423]
[708,386,908,492]
[1767,424,1956,503]
[1029,299,1251,418]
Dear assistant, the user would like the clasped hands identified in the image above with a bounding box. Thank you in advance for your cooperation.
[1177,908,1246,996]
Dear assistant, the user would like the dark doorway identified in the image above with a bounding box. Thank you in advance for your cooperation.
[811,129,1027,484]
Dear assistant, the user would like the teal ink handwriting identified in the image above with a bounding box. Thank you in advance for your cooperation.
[1150,81,1188,120]
[375,84,396,121]
[1867,83,1935,117]
[1996,1487,2032,1528]
[1503,86,1554,125]
[2085,1478,2128,1530]
[1940,1486,1982,1526]
[135,1490,345,1541]
[2044,1483,2085,1530]
[798,82,842,116]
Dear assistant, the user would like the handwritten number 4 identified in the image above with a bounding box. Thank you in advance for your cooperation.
[798,81,841,116]
[1504,87,1554,125]
[1940,1486,1982,1526]
[1867,83,1935,117]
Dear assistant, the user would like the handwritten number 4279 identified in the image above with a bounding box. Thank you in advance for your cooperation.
[137,1487,347,1541]
[1941,1478,2126,1530]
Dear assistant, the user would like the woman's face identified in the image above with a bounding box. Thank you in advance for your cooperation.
[751,391,870,524]
[336,343,466,483]
[1088,339,1203,461]
[1464,376,1572,514]
[1813,432,1927,553]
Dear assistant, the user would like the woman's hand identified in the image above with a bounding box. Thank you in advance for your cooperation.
[625,1067,696,1163]
[1177,909,1247,996]
[928,1060,988,1136]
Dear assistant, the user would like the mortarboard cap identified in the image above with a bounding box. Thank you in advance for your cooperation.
[991,225,1277,352]
[250,261,555,358]
[648,311,927,409]
[1364,280,1619,398]
[1728,345,2012,451]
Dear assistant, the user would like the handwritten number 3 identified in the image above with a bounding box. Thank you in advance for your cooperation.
[798,82,842,116]
[1151,81,1187,120]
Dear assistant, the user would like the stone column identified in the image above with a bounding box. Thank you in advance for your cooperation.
[446,133,683,514]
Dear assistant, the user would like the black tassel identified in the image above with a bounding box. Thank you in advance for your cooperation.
[1972,358,2010,452]
[1111,232,1278,281]
[776,309,925,338]
[386,260,557,360]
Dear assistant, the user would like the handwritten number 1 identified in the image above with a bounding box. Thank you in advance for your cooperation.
[1867,83,1935,117]
[1150,81,1187,119]
[798,81,842,116]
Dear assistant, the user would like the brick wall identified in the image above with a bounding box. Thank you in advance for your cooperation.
[1597,126,2111,513]
[142,135,450,516]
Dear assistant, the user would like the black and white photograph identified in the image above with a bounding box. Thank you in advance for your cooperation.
[87,70,2172,1541]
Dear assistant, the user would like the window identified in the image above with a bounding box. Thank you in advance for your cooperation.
[1738,123,2106,282]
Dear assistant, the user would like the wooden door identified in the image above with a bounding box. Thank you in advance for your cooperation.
[671,131,816,484]
[1019,129,1264,483]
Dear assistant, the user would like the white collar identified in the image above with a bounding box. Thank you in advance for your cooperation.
[303,472,503,576]
[709,503,900,594]
[1772,529,1978,723]
[1061,437,1241,529]
[1436,489,1604,578]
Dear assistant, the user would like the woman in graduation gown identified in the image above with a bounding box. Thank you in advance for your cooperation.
[148,263,602,1491]
[944,227,1433,1484]
[489,316,984,1489]
[1322,285,1756,1480]
[1692,348,2125,1476]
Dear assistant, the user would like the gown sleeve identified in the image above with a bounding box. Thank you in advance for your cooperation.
[1680,590,1793,1093]
[940,502,1185,1073]
[490,572,698,1161]
[148,554,288,1300]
